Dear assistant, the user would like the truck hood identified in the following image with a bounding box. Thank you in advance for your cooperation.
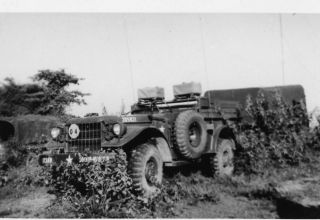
[67,114,155,125]
[67,115,121,125]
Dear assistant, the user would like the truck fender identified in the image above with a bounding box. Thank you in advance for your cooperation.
[207,125,236,153]
[121,127,173,162]
[117,126,163,146]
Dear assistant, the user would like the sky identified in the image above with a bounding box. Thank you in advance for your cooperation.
[0,13,320,116]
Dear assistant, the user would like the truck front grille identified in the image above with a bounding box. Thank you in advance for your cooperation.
[68,123,101,152]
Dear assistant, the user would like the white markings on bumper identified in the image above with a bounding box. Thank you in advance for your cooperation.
[42,157,53,164]
[79,155,110,163]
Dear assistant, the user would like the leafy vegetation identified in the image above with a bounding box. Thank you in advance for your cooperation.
[47,149,136,218]
[45,149,168,217]
[42,148,222,218]
[0,141,48,187]
[234,91,318,175]
[0,69,89,116]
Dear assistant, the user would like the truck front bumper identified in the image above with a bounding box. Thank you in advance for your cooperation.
[38,152,114,166]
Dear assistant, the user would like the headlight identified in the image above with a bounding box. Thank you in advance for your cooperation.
[51,127,61,139]
[0,143,4,152]
[112,124,121,136]
[0,143,5,160]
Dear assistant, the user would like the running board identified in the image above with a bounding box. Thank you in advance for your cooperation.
[164,160,191,167]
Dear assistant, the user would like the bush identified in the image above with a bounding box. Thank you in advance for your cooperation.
[44,149,222,218]
[1,140,27,187]
[1,140,28,167]
[0,141,45,187]
[234,91,315,175]
[46,149,137,217]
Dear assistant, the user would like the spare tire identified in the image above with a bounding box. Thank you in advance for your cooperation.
[174,110,207,159]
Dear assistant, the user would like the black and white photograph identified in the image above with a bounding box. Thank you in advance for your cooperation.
[1,0,320,218]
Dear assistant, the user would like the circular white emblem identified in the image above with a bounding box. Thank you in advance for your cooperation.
[69,124,80,139]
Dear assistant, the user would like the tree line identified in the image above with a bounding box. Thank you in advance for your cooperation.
[0,69,89,117]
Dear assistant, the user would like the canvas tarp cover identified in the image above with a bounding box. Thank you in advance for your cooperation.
[204,85,306,122]
[0,115,63,145]
[138,87,165,99]
[173,82,202,96]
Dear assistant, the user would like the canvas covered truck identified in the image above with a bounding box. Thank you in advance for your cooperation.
[38,82,306,197]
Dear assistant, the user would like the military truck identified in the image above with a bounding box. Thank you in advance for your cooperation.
[39,82,306,197]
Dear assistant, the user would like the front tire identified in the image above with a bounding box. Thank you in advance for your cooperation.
[128,143,163,197]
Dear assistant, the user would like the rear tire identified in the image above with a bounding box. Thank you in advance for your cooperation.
[128,143,163,197]
[203,139,235,177]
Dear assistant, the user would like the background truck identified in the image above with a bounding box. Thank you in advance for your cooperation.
[39,82,306,197]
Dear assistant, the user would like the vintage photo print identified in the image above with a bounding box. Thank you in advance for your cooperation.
[0,1,320,218]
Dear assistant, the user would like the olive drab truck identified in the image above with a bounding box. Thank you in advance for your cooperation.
[38,82,306,197]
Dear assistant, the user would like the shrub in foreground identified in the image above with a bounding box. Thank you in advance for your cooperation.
[47,149,137,217]
[45,149,222,218]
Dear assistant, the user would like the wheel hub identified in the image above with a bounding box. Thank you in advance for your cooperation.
[145,158,158,185]
[222,149,233,168]
[189,122,201,147]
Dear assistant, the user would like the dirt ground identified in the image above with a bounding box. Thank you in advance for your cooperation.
[1,152,320,218]
[0,186,55,217]
[173,193,277,218]
[0,178,277,218]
